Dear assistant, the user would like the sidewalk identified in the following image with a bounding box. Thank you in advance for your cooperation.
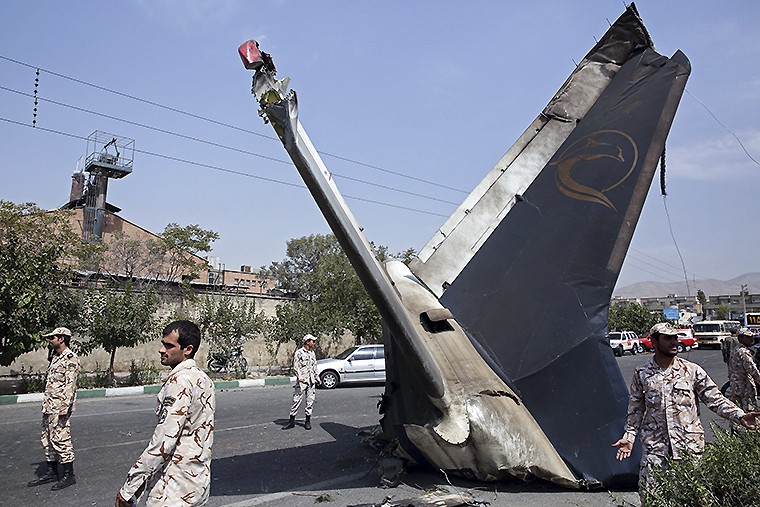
[0,376,295,405]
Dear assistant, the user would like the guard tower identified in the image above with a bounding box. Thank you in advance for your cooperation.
[82,131,134,242]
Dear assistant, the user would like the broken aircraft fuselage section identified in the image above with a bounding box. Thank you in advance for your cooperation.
[240,3,690,488]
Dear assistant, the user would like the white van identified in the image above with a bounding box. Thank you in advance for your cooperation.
[692,320,741,349]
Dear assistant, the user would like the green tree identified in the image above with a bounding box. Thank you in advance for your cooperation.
[263,234,397,349]
[154,223,219,283]
[262,301,314,371]
[608,301,666,336]
[100,231,159,278]
[697,289,707,317]
[0,201,88,366]
[196,295,265,355]
[715,303,730,320]
[79,283,159,384]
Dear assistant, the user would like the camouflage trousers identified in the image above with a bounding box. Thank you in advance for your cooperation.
[41,413,74,463]
[639,453,667,501]
[290,381,316,417]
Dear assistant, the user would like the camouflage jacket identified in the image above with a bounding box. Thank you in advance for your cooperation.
[119,359,215,506]
[293,347,318,384]
[42,348,80,414]
[728,345,760,411]
[622,357,744,459]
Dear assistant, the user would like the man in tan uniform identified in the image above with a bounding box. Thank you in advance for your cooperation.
[283,334,320,430]
[612,323,759,501]
[728,327,760,412]
[28,326,80,490]
[116,320,215,507]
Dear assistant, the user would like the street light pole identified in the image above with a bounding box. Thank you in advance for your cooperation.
[741,284,748,325]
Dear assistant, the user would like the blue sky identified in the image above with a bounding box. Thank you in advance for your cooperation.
[1,1,758,292]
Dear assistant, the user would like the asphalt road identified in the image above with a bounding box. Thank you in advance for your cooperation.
[0,348,733,507]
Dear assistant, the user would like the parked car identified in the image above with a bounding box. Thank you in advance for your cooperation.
[607,331,639,356]
[316,344,385,389]
[640,328,698,353]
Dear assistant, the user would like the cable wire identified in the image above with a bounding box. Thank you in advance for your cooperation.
[0,84,461,206]
[661,195,691,296]
[685,89,760,167]
[0,54,470,193]
[0,116,450,218]
[629,247,708,281]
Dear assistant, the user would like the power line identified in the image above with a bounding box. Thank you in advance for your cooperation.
[628,247,708,281]
[0,116,450,218]
[661,195,691,296]
[685,89,760,167]
[0,54,470,194]
[0,85,461,206]
[625,252,690,281]
[621,258,684,284]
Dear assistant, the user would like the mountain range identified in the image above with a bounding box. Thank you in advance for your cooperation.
[613,272,760,299]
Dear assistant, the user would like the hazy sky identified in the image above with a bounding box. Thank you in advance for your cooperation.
[1,1,758,292]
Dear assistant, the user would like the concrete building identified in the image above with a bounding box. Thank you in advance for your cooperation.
[613,291,760,324]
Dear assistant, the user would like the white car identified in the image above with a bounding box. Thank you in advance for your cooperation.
[607,331,639,356]
[316,344,385,389]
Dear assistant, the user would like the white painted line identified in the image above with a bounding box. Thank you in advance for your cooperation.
[238,379,265,388]
[216,422,272,433]
[0,407,156,426]
[77,438,150,453]
[16,393,44,403]
[216,470,371,507]
[105,386,145,397]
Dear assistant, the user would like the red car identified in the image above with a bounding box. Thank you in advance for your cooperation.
[640,328,698,353]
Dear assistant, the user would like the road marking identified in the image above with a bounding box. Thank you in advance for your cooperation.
[77,439,149,452]
[216,470,371,507]
[0,407,155,426]
[216,422,272,433]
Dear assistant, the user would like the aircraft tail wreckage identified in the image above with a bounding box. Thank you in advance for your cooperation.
[240,3,690,488]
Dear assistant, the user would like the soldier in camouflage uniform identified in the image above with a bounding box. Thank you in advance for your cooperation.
[283,334,321,430]
[728,327,760,412]
[27,326,81,491]
[613,323,759,502]
[116,321,215,507]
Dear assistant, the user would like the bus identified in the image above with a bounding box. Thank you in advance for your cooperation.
[692,320,741,349]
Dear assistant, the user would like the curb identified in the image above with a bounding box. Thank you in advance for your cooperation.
[0,376,296,405]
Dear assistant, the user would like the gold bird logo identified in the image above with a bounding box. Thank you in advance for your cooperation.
[553,130,638,211]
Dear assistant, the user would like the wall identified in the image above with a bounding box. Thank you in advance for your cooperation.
[1,291,356,377]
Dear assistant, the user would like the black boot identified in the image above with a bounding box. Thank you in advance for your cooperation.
[51,462,75,490]
[27,461,58,487]
[283,415,295,429]
[304,415,312,430]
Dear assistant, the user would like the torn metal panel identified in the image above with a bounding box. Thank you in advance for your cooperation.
[411,6,653,297]
[240,41,577,487]
[239,1,690,489]
[431,12,691,486]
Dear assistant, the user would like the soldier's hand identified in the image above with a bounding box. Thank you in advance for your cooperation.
[740,412,760,430]
[612,438,633,461]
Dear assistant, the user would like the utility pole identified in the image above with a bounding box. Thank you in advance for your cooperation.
[740,284,748,325]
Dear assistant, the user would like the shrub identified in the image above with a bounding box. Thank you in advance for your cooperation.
[18,366,46,394]
[127,359,160,386]
[644,425,760,507]
[77,363,111,389]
